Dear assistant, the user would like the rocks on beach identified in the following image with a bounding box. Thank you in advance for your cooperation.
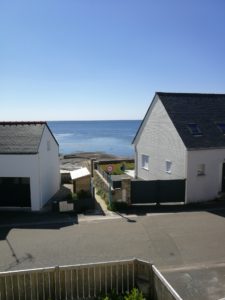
[60,152,122,171]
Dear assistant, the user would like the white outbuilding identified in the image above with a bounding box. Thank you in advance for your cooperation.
[0,121,60,211]
[70,167,91,194]
[133,92,225,204]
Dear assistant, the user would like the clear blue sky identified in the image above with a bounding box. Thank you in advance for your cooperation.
[1,0,225,121]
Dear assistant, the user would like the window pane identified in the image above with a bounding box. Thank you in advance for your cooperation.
[197,164,205,175]
[166,161,172,173]
[142,155,149,170]
[217,123,225,134]
[187,124,202,135]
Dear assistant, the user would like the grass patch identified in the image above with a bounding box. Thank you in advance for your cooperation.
[96,188,108,203]
[100,162,134,175]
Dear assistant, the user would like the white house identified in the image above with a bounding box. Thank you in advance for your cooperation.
[0,121,60,211]
[133,92,225,204]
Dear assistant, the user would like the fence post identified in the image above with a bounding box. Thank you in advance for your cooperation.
[135,260,152,298]
[54,266,60,300]
[121,179,131,204]
[108,174,112,209]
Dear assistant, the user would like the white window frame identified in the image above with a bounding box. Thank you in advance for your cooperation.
[141,154,149,170]
[165,160,172,173]
[197,164,205,176]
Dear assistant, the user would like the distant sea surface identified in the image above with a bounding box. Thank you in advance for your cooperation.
[48,120,141,157]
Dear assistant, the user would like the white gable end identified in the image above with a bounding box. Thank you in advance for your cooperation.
[0,123,60,211]
[135,96,186,180]
[38,125,60,208]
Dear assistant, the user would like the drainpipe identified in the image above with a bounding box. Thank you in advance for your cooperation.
[38,153,42,210]
[185,150,188,204]
[135,144,138,179]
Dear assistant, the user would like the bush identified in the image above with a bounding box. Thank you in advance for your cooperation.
[67,193,77,203]
[124,288,145,300]
[77,189,92,199]
[98,288,145,300]
[108,201,128,211]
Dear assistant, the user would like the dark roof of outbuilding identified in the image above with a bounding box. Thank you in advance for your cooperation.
[0,121,56,154]
[133,92,225,149]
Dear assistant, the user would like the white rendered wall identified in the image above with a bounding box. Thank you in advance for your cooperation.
[186,149,225,203]
[135,96,186,180]
[0,154,41,210]
[38,126,60,207]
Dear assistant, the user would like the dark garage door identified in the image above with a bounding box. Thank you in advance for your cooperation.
[131,179,185,204]
[0,177,31,207]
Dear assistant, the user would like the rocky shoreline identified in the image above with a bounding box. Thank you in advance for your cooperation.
[59,151,129,171]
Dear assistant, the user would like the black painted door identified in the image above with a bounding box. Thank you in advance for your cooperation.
[222,163,225,192]
[0,177,31,207]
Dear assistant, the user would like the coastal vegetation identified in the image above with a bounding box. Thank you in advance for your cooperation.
[98,288,146,300]
[100,161,134,175]
[96,188,128,211]
[67,190,94,212]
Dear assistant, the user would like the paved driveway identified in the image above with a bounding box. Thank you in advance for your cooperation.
[0,208,225,300]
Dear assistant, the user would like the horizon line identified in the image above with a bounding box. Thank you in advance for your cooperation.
[47,119,141,122]
[0,119,142,122]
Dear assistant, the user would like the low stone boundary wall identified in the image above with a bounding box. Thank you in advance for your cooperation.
[0,259,182,300]
[93,169,110,196]
[94,170,131,205]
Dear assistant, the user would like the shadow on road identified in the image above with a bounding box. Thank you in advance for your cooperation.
[0,211,78,240]
[115,211,137,222]
[116,199,225,217]
[207,206,225,219]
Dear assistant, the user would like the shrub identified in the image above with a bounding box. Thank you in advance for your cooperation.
[68,190,94,213]
[67,193,77,203]
[77,189,92,199]
[108,201,128,211]
[124,288,145,300]
[98,288,145,300]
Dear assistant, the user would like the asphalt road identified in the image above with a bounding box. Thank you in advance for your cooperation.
[0,208,225,300]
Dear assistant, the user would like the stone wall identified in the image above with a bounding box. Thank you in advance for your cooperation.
[94,170,109,198]
[94,170,131,204]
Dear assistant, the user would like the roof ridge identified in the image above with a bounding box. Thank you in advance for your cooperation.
[156,92,225,96]
[0,121,46,126]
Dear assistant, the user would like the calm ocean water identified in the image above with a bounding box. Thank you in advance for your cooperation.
[48,120,141,157]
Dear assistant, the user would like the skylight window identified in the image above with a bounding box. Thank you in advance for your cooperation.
[216,123,225,134]
[187,124,202,136]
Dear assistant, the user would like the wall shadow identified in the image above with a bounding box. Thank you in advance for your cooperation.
[117,200,225,217]
[0,211,78,240]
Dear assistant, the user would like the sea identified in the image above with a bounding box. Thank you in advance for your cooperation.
[48,120,141,157]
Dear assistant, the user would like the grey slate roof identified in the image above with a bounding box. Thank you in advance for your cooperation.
[0,122,46,154]
[134,92,225,149]
[158,92,225,149]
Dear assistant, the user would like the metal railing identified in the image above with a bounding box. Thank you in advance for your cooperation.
[96,165,109,183]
